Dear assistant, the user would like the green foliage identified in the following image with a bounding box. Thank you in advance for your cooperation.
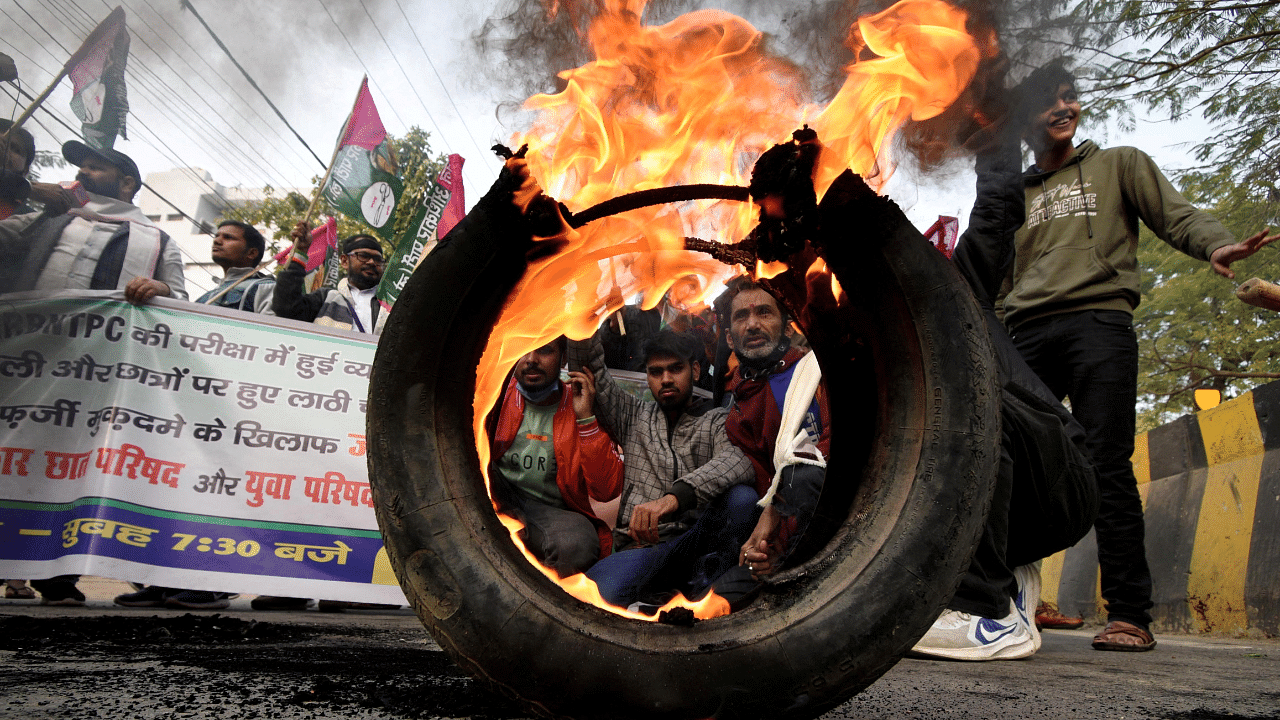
[222,126,446,267]
[1134,185,1280,431]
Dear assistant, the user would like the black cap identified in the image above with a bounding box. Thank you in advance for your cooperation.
[62,140,141,184]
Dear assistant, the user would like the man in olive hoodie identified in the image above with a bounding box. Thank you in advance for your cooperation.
[1006,61,1277,651]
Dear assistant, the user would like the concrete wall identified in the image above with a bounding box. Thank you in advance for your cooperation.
[1041,380,1280,637]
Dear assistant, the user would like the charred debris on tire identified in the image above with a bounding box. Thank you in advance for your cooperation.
[366,129,999,720]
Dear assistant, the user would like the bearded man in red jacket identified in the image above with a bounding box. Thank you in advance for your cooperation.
[488,337,625,577]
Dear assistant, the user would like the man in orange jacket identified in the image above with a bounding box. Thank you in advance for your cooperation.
[488,337,625,576]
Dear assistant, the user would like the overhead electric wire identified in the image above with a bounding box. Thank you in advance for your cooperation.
[389,0,497,179]
[0,8,67,61]
[18,0,316,256]
[351,0,486,192]
[132,0,318,176]
[2,20,245,215]
[7,4,237,204]
[123,63,282,192]
[312,0,411,131]
[127,0,317,180]
[38,0,295,191]
[64,0,304,191]
[121,48,296,189]
[0,35,57,75]
[178,0,328,170]
[3,3,310,293]
[353,0,446,132]
[13,2,73,56]
[89,0,313,188]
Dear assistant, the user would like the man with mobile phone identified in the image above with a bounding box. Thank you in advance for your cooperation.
[485,337,626,577]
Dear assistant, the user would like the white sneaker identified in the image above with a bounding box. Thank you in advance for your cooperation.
[910,602,1036,661]
[1012,563,1042,652]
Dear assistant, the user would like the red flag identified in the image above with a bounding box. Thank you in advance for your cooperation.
[320,77,404,241]
[337,78,390,153]
[923,215,959,258]
[273,216,340,291]
[374,153,466,311]
[437,153,466,239]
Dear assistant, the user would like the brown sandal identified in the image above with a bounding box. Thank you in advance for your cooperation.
[1035,601,1084,630]
[5,584,36,599]
[1092,620,1156,652]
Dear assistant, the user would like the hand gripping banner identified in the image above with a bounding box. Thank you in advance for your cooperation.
[0,291,405,604]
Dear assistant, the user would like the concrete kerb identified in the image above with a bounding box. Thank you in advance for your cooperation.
[1042,379,1280,637]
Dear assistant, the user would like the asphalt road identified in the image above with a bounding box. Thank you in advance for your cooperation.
[2,577,1278,720]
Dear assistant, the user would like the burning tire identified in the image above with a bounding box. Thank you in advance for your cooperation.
[367,180,1000,720]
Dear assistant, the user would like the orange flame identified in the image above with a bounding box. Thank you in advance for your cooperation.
[471,0,991,621]
[810,0,988,195]
[499,514,730,620]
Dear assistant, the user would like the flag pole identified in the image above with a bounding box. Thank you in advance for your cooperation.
[201,218,329,305]
[205,76,366,305]
[302,75,367,226]
[4,7,125,135]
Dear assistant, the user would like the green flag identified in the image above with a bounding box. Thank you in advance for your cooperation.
[320,78,404,243]
[69,7,130,150]
[377,153,466,312]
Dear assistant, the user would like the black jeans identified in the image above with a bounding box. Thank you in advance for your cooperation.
[950,383,1098,619]
[1011,309,1154,628]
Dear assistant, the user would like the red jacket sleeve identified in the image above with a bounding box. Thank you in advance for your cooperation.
[574,418,624,502]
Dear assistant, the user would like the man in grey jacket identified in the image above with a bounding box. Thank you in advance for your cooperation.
[569,328,756,612]
[195,220,275,314]
[0,141,186,302]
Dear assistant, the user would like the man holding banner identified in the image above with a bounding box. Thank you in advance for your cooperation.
[195,220,276,313]
[0,141,186,303]
[269,75,465,336]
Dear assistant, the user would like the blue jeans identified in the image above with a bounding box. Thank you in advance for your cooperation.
[1012,309,1153,627]
[587,484,761,609]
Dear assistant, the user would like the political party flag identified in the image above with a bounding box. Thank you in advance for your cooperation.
[319,77,405,244]
[376,153,465,312]
[273,215,341,292]
[69,7,130,150]
[923,215,959,259]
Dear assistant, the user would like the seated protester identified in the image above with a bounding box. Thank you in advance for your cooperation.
[723,279,830,583]
[568,328,757,612]
[486,337,625,576]
[731,119,1095,660]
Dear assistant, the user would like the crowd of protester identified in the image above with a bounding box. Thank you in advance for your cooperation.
[3,58,1277,662]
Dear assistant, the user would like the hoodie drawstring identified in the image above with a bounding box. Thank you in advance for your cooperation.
[1076,161,1093,239]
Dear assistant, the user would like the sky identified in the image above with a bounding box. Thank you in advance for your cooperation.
[1,0,1221,236]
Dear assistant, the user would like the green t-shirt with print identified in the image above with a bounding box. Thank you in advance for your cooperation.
[496,400,564,508]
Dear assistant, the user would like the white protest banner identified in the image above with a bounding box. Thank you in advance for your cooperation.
[0,291,405,604]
